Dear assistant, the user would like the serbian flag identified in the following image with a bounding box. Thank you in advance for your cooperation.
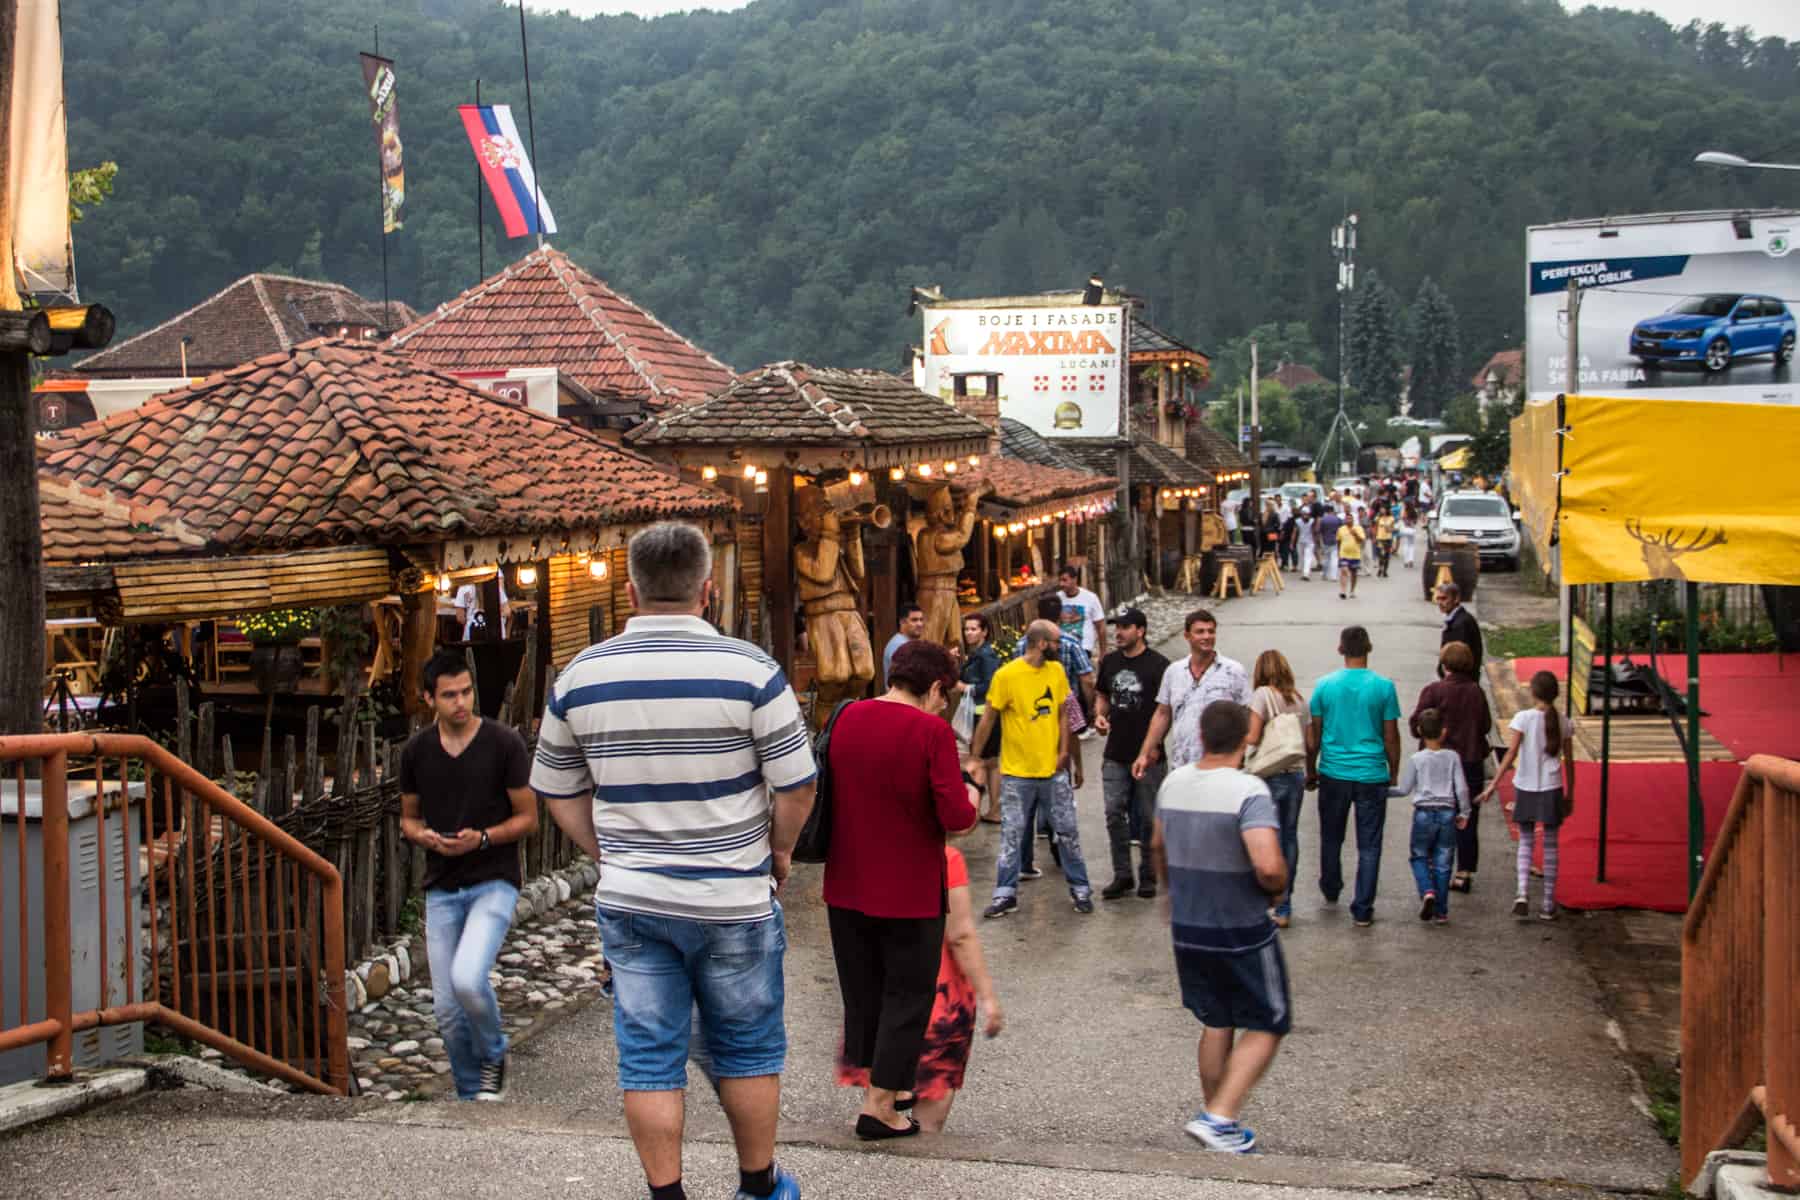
[458,104,558,238]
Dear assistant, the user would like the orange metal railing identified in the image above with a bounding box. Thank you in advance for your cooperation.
[1681,753,1799,1191]
[0,733,349,1095]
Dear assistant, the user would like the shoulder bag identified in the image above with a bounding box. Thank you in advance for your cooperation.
[791,698,855,864]
[1246,688,1308,778]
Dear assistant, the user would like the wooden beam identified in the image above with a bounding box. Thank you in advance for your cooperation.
[399,584,436,719]
[763,466,795,674]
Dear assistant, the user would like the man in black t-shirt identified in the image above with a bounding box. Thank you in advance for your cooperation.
[1093,609,1172,901]
[399,650,537,1101]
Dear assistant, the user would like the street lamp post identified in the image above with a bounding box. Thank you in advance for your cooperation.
[1694,150,1800,171]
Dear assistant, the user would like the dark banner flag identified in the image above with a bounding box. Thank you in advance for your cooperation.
[359,52,404,234]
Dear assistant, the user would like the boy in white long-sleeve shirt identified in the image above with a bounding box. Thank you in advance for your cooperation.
[1392,709,1470,924]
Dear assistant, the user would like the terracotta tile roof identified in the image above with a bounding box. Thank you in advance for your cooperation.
[1264,362,1331,390]
[75,274,407,378]
[1054,433,1213,487]
[37,474,207,563]
[969,455,1116,511]
[1471,348,1523,389]
[390,246,733,408]
[39,338,733,557]
[628,361,992,452]
[1183,423,1253,474]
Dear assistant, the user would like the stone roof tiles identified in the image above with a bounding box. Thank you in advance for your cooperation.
[389,246,734,409]
[628,361,993,452]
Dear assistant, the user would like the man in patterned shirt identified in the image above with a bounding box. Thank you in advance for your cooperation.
[1132,608,1251,778]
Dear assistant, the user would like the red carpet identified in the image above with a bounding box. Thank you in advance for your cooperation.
[1498,652,1796,912]
[1494,762,1738,914]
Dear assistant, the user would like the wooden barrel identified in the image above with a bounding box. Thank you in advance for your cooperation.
[1422,537,1481,601]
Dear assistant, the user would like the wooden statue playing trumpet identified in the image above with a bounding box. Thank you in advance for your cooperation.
[793,487,888,729]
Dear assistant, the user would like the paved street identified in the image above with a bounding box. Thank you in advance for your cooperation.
[504,560,1673,1186]
[0,561,1676,1199]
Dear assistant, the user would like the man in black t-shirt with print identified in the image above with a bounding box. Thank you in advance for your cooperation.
[399,650,537,1101]
[1093,608,1172,900]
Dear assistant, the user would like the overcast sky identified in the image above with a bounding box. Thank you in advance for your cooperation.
[534,0,1800,41]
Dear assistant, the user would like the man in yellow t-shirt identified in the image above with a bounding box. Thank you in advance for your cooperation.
[1336,510,1367,600]
[967,619,1092,916]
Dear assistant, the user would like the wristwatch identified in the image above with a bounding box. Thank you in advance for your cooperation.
[478,829,491,851]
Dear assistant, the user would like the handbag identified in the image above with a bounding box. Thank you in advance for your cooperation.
[791,699,855,864]
[950,696,978,746]
[1246,691,1307,778]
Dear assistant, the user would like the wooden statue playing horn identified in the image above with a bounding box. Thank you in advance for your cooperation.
[793,488,888,729]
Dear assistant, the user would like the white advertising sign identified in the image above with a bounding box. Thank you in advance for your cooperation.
[1526,211,1800,406]
[920,303,1124,438]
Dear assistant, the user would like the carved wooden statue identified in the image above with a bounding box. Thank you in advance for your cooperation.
[915,483,984,652]
[795,487,875,727]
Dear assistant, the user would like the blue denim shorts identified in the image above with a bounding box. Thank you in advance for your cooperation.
[1175,939,1292,1036]
[597,901,787,1091]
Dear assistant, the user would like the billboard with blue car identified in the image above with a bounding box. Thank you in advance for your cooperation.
[1526,210,1800,406]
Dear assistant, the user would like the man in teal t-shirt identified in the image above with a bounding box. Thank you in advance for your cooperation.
[1305,625,1401,926]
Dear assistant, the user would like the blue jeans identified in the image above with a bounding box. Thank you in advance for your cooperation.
[597,901,787,1091]
[1409,808,1457,914]
[426,878,520,1099]
[995,773,1091,901]
[1317,775,1388,922]
[1266,771,1304,918]
[1102,759,1163,880]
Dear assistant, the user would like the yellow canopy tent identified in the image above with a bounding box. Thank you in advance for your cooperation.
[1509,393,1800,894]
[1436,445,1472,472]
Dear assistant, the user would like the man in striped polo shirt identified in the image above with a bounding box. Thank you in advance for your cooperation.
[1152,699,1290,1156]
[533,522,817,1200]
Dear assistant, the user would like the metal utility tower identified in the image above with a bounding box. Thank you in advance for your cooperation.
[1317,212,1362,477]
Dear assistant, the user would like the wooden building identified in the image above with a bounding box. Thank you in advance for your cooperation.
[37,338,734,718]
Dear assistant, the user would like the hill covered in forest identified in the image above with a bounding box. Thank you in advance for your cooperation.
[63,0,1800,401]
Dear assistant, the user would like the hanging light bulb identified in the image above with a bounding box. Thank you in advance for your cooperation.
[889,466,905,482]
[754,470,769,488]
[589,556,610,581]
[917,463,933,477]
[943,460,957,474]
[968,454,981,467]
[993,525,1007,539]
[515,563,539,588]
[743,463,758,479]
[435,574,451,595]
[849,470,865,487]
[700,465,718,481]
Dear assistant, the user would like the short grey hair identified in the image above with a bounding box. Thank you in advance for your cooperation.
[628,522,712,603]
[1437,579,1461,601]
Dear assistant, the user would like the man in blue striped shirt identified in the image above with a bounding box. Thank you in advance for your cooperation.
[533,522,816,1200]
[1152,700,1290,1155]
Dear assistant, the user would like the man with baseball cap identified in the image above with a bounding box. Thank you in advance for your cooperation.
[1093,607,1172,900]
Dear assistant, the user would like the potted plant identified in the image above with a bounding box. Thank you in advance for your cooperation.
[238,607,318,694]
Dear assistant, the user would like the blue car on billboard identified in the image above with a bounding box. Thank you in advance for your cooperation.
[1630,293,1797,373]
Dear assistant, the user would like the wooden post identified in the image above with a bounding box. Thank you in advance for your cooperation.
[532,559,551,721]
[763,466,795,674]
[1149,487,1164,591]
[0,0,41,738]
[399,581,436,720]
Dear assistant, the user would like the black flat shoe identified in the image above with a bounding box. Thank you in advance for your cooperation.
[855,1114,921,1140]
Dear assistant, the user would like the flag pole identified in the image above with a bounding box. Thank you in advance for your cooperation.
[373,24,391,320]
[474,78,484,280]
[517,1,543,247]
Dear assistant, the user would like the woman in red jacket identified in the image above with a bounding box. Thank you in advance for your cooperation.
[825,639,979,1139]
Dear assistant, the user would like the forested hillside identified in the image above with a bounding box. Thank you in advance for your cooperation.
[63,0,1800,389]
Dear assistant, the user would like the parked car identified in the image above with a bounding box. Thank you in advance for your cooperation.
[1279,481,1322,508]
[1630,293,1797,373]
[1428,490,1521,570]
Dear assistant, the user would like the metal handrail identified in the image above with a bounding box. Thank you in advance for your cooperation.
[1680,753,1799,1191]
[1,733,349,1095]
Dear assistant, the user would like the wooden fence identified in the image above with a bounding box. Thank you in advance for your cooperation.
[165,648,584,968]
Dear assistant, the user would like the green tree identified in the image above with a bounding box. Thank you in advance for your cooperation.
[69,162,117,223]
[1443,394,1484,435]
[1407,277,1461,419]
[1347,270,1405,415]
[1212,322,1323,396]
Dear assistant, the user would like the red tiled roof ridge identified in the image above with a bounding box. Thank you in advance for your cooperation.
[775,361,873,438]
[389,246,735,404]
